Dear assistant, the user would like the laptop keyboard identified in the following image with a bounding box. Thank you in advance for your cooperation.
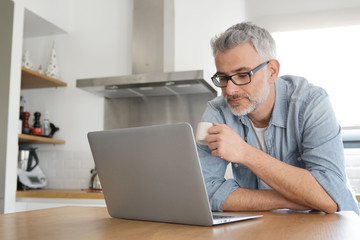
[213,214,236,219]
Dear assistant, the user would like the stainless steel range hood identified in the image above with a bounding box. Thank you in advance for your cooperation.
[76,70,216,98]
[76,0,217,98]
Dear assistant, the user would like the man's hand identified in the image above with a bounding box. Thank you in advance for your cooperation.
[206,123,248,163]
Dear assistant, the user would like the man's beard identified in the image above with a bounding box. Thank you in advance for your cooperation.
[225,79,270,116]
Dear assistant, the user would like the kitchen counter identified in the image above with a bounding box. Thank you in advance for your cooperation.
[16,190,360,201]
[1,206,360,240]
[16,189,104,199]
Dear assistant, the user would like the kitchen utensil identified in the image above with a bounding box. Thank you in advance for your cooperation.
[89,168,102,190]
[17,145,47,189]
[18,145,39,171]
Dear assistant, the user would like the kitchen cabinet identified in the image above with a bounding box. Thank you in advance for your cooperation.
[16,189,104,199]
[15,189,105,212]
[20,66,66,144]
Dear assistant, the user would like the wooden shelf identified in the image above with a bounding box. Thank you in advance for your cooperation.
[21,66,67,89]
[18,134,65,144]
[19,67,67,144]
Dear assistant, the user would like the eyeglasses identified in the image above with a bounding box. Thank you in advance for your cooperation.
[211,61,270,88]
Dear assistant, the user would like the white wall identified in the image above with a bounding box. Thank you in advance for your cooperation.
[22,0,133,148]
[20,0,133,189]
[246,0,360,32]
[1,0,26,213]
[0,0,16,214]
[174,0,246,83]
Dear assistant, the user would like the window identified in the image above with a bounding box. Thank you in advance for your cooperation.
[272,25,360,128]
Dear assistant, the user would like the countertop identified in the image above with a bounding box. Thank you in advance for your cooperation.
[1,206,360,240]
[16,189,104,199]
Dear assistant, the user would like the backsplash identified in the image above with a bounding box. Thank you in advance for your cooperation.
[36,149,95,190]
[36,148,360,194]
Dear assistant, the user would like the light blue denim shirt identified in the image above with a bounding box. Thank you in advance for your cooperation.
[197,75,359,214]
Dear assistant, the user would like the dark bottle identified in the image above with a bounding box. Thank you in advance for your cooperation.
[31,112,42,135]
[22,112,30,134]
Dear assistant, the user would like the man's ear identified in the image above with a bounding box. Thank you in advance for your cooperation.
[267,59,280,83]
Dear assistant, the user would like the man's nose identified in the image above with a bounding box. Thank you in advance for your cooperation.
[224,79,240,95]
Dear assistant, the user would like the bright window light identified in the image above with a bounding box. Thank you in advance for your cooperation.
[272,25,360,128]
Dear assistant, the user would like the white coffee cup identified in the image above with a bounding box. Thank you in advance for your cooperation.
[196,122,213,145]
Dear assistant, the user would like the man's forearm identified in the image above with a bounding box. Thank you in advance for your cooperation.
[243,146,338,213]
[221,187,308,211]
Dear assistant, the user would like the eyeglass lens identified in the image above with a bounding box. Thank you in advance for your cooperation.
[215,74,250,87]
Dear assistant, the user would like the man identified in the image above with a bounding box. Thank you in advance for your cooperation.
[197,22,359,214]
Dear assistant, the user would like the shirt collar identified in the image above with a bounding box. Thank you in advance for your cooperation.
[270,77,288,128]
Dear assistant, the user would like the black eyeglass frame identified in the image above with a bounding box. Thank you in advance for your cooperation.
[211,60,270,88]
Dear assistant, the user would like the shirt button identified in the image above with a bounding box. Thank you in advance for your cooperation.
[234,163,239,168]
[297,157,302,161]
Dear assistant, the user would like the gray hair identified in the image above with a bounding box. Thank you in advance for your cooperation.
[211,22,276,61]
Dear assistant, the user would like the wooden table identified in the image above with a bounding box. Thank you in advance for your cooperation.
[0,207,359,240]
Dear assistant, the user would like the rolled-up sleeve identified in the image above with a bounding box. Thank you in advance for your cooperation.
[197,143,239,211]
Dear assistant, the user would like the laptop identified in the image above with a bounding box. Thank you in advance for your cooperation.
[87,122,262,226]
